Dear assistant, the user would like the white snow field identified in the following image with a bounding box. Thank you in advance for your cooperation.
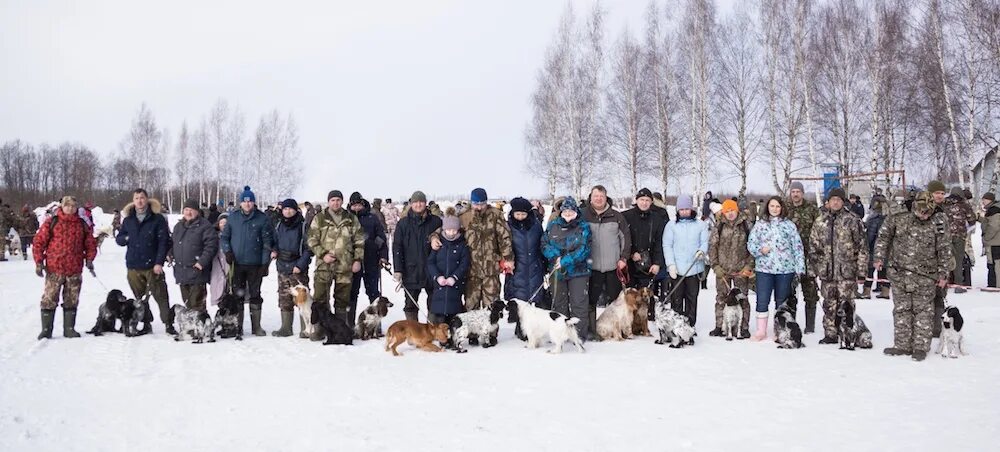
[1,213,998,452]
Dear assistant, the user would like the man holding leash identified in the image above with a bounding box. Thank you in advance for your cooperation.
[392,191,442,321]
[116,188,175,335]
[307,190,365,334]
[221,186,276,337]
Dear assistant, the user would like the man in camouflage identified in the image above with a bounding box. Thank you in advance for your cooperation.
[0,200,16,261]
[18,205,39,260]
[786,181,821,333]
[431,188,513,310]
[308,190,365,331]
[874,191,952,361]
[808,187,868,344]
[707,200,753,338]
[927,180,952,336]
[942,186,976,293]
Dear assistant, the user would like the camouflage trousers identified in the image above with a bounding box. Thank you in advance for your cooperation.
[465,274,500,310]
[278,272,310,312]
[127,269,172,325]
[819,279,857,338]
[892,279,935,353]
[179,283,207,313]
[314,270,352,318]
[714,273,750,331]
[793,272,820,306]
[40,273,82,309]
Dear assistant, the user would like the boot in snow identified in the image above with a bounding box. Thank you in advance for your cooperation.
[404,310,418,322]
[237,308,245,336]
[876,288,890,300]
[164,324,178,336]
[272,311,294,337]
[62,308,81,338]
[819,336,838,344]
[249,305,266,336]
[883,347,911,356]
[738,328,750,340]
[912,350,927,361]
[804,304,817,334]
[709,327,723,337]
[860,286,871,299]
[587,306,601,342]
[751,313,768,341]
[38,309,55,340]
[299,317,308,339]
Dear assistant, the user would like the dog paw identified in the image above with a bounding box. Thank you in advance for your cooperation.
[456,349,468,354]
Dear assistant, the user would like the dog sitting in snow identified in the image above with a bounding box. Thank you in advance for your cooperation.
[384,320,451,356]
[311,301,354,345]
[835,302,873,350]
[288,284,315,339]
[936,305,967,358]
[631,287,653,337]
[449,300,505,353]
[597,288,641,341]
[722,288,746,342]
[505,299,585,354]
[355,296,393,340]
[773,296,804,349]
[172,305,215,344]
[654,298,695,348]
[87,289,128,336]
[122,295,154,337]
[214,293,243,340]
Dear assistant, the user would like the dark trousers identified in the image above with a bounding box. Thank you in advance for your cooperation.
[232,264,266,306]
[988,246,999,288]
[179,283,208,312]
[863,266,888,290]
[670,276,701,327]
[402,282,434,313]
[350,264,382,327]
[588,270,622,308]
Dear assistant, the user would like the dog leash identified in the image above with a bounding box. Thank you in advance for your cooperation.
[395,280,425,322]
[663,253,707,301]
[527,269,557,304]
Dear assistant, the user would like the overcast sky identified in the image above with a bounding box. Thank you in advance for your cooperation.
[1,0,746,202]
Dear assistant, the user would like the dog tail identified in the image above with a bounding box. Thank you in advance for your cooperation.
[566,317,580,326]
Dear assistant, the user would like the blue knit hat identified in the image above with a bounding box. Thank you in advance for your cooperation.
[239,186,256,203]
[471,188,488,203]
[561,196,579,212]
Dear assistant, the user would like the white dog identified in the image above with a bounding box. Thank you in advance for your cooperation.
[505,299,584,354]
[654,300,695,348]
[936,306,967,358]
[289,284,315,339]
[596,288,640,341]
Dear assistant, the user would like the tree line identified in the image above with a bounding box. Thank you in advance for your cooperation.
[525,0,1000,202]
[0,99,302,211]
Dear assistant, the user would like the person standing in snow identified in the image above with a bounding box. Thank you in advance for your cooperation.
[116,188,175,335]
[542,197,592,340]
[307,190,365,334]
[747,196,805,340]
[941,186,976,294]
[169,199,218,314]
[582,185,632,341]
[209,213,230,306]
[382,198,400,237]
[662,194,709,332]
[32,196,98,339]
[786,182,821,333]
[980,192,999,288]
[347,192,389,328]
[371,198,388,232]
[392,191,442,321]
[220,186,276,337]
[18,205,39,260]
[622,188,665,292]
[271,199,313,337]
[708,200,753,339]
[426,212,471,326]
[861,198,889,299]
[504,197,548,306]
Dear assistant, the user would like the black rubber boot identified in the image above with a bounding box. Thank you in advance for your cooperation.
[272,311,294,337]
[404,310,418,322]
[164,324,178,336]
[237,308,245,336]
[804,304,817,334]
[883,347,911,356]
[38,309,55,340]
[709,327,723,337]
[912,350,927,361]
[62,308,81,338]
[298,317,308,339]
[819,336,838,344]
[738,328,750,340]
[249,305,266,336]
[587,306,601,342]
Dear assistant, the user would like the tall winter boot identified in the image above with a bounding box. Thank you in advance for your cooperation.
[272,311,294,337]
[62,308,81,338]
[804,304,817,334]
[932,302,944,338]
[751,313,768,341]
[237,308,245,335]
[404,310,418,322]
[860,286,871,299]
[298,317,308,339]
[38,309,55,340]
[249,304,266,336]
[587,306,601,342]
[876,287,890,300]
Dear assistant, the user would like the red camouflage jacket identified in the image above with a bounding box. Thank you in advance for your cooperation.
[33,210,98,275]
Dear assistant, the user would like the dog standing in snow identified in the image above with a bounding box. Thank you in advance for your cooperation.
[384,320,450,356]
[172,304,215,343]
[722,288,746,342]
[122,295,154,337]
[835,302,873,350]
[654,299,695,348]
[596,288,640,341]
[773,296,804,349]
[214,293,243,340]
[355,296,393,340]
[936,306,967,358]
[449,300,505,353]
[631,287,653,337]
[288,284,315,339]
[87,290,128,336]
[505,299,585,354]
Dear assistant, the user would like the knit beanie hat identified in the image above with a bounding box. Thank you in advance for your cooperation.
[561,196,579,212]
[676,195,694,210]
[721,199,739,214]
[239,186,256,203]
[826,187,847,202]
[280,198,299,210]
[983,192,996,202]
[635,188,653,201]
[510,197,532,214]
[790,181,805,192]
[183,198,199,211]
[927,180,946,194]
[410,191,427,203]
[471,188,488,203]
[349,192,363,205]
[327,190,343,201]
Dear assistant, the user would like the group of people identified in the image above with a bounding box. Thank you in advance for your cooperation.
[23,179,1000,361]
[0,199,40,261]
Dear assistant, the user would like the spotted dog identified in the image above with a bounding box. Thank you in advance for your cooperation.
[722,288,746,342]
[835,302,873,351]
[355,296,393,340]
[504,299,584,354]
[936,306,967,358]
[449,300,505,353]
[773,296,804,349]
[214,293,243,341]
[122,295,153,337]
[172,304,215,343]
[87,290,128,336]
[654,297,695,348]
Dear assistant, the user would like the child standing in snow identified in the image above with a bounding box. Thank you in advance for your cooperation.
[426,212,470,326]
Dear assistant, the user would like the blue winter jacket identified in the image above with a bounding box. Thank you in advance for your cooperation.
[542,215,592,280]
[662,215,709,277]
[273,213,312,275]
[221,208,275,266]
[504,213,546,303]
[427,234,471,316]
[115,200,171,270]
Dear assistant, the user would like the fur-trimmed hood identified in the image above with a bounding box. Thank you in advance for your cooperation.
[122,198,163,217]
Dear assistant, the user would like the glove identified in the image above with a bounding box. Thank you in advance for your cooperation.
[35,264,45,278]
[393,272,402,283]
[85,260,95,272]
[668,265,678,280]
[694,250,706,261]
[224,251,235,265]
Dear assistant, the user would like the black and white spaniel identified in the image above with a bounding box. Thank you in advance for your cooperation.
[505,299,584,354]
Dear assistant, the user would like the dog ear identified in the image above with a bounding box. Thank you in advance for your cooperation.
[952,309,964,332]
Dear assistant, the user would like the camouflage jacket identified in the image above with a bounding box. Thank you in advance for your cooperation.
[787,200,820,250]
[0,206,15,232]
[808,208,868,281]
[17,211,39,236]
[307,208,365,274]
[873,211,953,283]
[942,197,976,237]
[453,205,514,279]
[708,212,753,273]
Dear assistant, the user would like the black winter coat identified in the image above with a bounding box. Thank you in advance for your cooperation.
[274,214,312,275]
[116,201,171,270]
[622,206,667,278]
[356,201,389,268]
[504,213,546,303]
[427,234,470,316]
[392,210,443,286]
[170,216,218,285]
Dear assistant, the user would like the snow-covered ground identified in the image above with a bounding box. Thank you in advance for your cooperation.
[1,213,998,452]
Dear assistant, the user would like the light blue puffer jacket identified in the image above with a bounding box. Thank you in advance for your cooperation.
[662,217,709,277]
